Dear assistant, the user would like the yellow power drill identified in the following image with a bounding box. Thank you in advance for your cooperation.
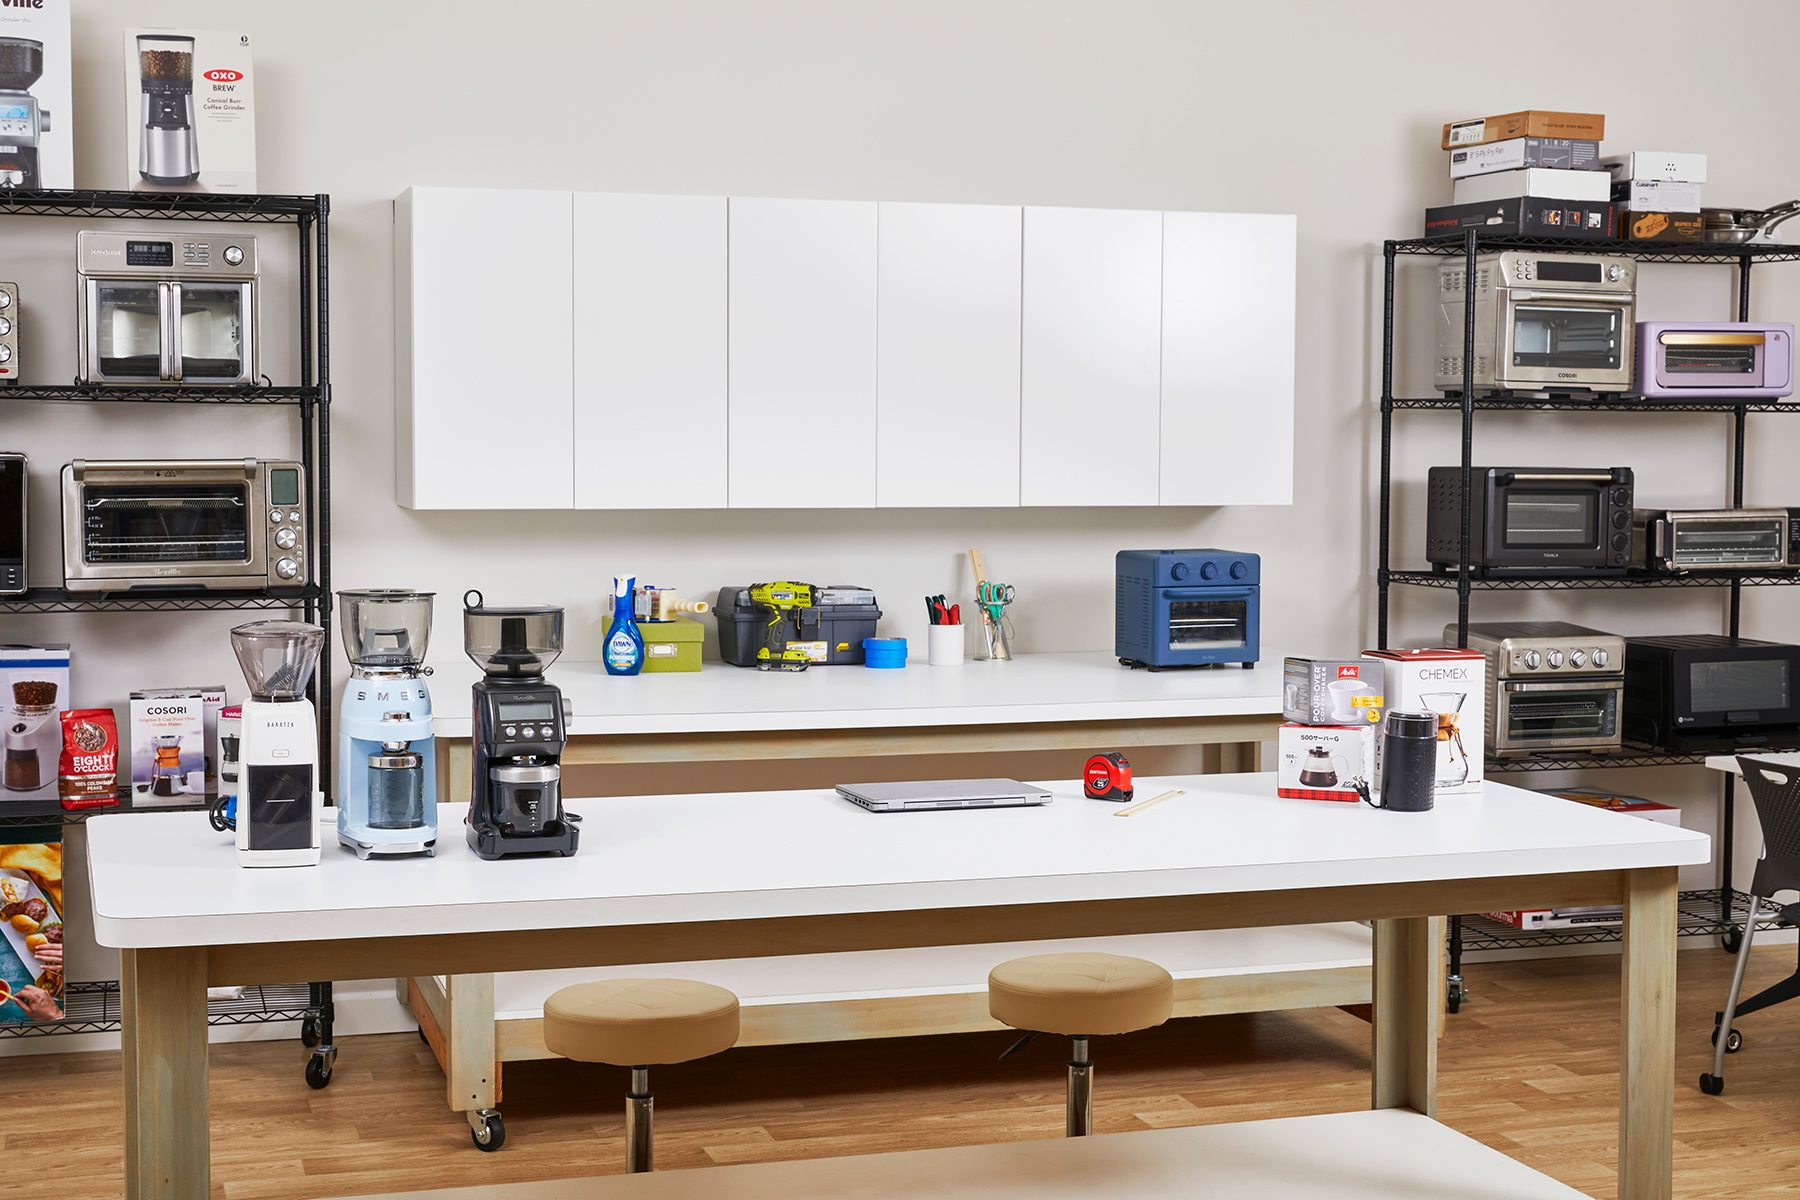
[748,581,817,672]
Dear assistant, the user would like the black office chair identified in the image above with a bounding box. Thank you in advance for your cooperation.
[1700,756,1800,1096]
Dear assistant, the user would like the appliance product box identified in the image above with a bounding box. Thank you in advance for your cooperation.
[1283,657,1384,727]
[1363,648,1485,796]
[1485,789,1681,929]
[1,645,70,803]
[1623,210,1705,243]
[1276,723,1373,803]
[1424,197,1617,241]
[1612,180,1703,214]
[1448,137,1599,179]
[1603,151,1708,184]
[130,687,223,806]
[1451,167,1612,206]
[1441,110,1605,151]
[0,1,71,189]
[0,830,64,1027]
[123,28,255,194]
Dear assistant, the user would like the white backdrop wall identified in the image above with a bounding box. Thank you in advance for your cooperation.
[6,0,1800,1006]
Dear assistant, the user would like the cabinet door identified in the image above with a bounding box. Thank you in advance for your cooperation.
[1160,212,1296,506]
[1019,207,1163,506]
[573,193,727,509]
[727,197,878,508]
[395,187,574,510]
[876,202,1022,507]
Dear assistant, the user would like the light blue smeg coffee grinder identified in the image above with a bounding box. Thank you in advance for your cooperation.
[337,589,437,859]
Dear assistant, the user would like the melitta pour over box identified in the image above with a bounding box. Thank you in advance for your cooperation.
[1363,648,1485,796]
[123,28,255,193]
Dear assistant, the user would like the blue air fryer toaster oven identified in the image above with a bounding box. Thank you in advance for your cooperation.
[1115,549,1261,670]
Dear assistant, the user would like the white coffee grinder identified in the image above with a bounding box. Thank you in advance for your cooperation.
[337,589,437,859]
[230,620,324,868]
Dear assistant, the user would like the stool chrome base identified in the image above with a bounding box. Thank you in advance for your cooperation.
[1066,1036,1093,1137]
[627,1066,654,1172]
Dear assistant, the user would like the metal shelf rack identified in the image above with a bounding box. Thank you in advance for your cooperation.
[1379,227,1789,1013]
[0,981,315,1040]
[0,190,336,1076]
[1461,889,1785,954]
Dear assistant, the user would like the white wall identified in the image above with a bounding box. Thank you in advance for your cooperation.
[7,0,1800,1003]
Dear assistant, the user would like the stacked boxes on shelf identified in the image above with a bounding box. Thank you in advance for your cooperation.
[1427,109,1613,239]
[1276,657,1385,802]
[1605,151,1708,243]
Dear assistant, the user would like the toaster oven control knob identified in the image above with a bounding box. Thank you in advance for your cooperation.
[1612,531,1631,551]
[1547,650,1565,669]
[0,290,12,309]
[1569,649,1587,669]
[0,317,12,335]
[1522,650,1541,670]
[1170,562,1191,581]
[1608,265,1624,282]
[1201,562,1220,580]
[1229,560,1248,580]
[224,245,245,266]
[269,510,283,524]
[0,345,12,363]
[275,557,299,580]
[274,527,298,551]
[1592,649,1610,668]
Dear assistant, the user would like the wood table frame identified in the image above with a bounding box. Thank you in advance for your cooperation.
[121,863,1677,1200]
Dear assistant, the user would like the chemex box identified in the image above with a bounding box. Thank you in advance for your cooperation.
[1363,648,1485,796]
[123,28,255,193]
[0,0,72,189]
[1277,723,1374,803]
[130,686,225,805]
[1282,656,1384,726]
[1,645,71,802]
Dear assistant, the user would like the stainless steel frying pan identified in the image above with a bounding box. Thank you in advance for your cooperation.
[1702,200,1800,243]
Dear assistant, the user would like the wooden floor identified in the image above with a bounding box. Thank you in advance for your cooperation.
[11,943,1800,1199]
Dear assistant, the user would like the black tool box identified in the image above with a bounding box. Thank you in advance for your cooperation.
[715,586,884,667]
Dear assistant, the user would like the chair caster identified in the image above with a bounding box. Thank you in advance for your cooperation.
[1699,1073,1724,1096]
[470,1109,505,1152]
[1710,1026,1743,1053]
[1722,927,1743,954]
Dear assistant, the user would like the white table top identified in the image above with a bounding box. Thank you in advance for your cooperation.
[1706,750,1800,775]
[88,772,1708,950]
[425,651,1285,739]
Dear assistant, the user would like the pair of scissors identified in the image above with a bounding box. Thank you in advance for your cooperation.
[977,580,1014,627]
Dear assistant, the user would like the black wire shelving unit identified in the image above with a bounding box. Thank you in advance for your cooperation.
[0,190,336,1078]
[1460,888,1787,955]
[1379,228,1798,1013]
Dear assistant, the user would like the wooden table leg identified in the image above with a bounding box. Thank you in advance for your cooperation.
[1371,915,1443,1116]
[121,946,209,1200]
[447,973,500,1134]
[1620,866,1677,1200]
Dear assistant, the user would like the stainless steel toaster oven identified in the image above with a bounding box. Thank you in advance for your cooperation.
[61,459,307,592]
[76,231,259,386]
[1633,508,1798,573]
[1436,251,1636,394]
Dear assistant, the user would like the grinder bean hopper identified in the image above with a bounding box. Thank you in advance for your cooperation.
[462,590,579,859]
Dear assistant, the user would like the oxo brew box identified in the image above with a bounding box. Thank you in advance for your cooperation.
[1363,648,1485,796]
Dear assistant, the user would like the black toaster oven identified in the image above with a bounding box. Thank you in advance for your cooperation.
[1624,634,1800,753]
[1427,466,1633,576]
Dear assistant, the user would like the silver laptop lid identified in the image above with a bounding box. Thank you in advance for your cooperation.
[836,779,1053,808]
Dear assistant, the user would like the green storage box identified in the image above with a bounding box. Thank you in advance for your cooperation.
[641,618,704,673]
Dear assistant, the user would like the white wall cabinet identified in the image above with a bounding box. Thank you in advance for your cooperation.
[572,193,728,509]
[396,187,574,509]
[728,197,878,508]
[875,202,1023,508]
[1160,212,1297,506]
[397,187,1294,511]
[1019,207,1165,507]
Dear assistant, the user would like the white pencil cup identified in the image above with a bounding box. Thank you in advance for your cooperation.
[927,624,966,666]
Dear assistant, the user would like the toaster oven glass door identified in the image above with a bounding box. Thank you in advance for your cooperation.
[79,483,251,566]
[1688,657,1794,724]
[87,280,167,381]
[1670,517,1787,567]
[1164,587,1253,652]
[1497,680,1619,751]
[173,282,252,381]
[1510,305,1624,372]
[1503,489,1600,550]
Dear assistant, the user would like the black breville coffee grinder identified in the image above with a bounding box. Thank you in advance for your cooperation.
[463,590,580,859]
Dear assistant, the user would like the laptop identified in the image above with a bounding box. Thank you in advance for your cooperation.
[835,779,1054,813]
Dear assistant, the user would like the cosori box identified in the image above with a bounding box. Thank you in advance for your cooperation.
[1282,657,1384,727]
[130,686,224,805]
[0,645,71,803]
[123,28,256,193]
[1276,723,1373,803]
[1363,648,1485,796]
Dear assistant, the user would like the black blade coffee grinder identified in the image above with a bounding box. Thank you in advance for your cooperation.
[463,590,580,859]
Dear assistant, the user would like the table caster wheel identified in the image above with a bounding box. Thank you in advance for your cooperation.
[1723,928,1743,954]
[1711,1026,1743,1053]
[471,1109,505,1152]
[305,1054,333,1090]
[301,1016,321,1048]
[1699,1073,1724,1096]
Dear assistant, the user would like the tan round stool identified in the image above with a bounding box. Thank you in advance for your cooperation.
[543,978,740,1172]
[988,952,1174,1137]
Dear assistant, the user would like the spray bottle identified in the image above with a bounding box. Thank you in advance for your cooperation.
[604,575,646,676]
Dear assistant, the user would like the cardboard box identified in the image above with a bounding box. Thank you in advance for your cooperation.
[124,28,256,193]
[0,1,72,189]
[1424,197,1618,241]
[0,645,70,803]
[1449,137,1599,178]
[1621,209,1705,243]
[1603,150,1707,184]
[1363,648,1485,796]
[1283,657,1384,726]
[130,686,225,806]
[1483,907,1626,931]
[0,829,64,1025]
[1277,723,1373,802]
[1453,167,1612,206]
[1612,179,1702,214]
[1442,110,1605,151]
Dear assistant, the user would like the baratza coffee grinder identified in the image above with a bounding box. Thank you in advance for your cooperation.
[0,38,50,188]
[337,589,437,860]
[462,590,579,859]
[136,33,199,185]
[229,620,323,868]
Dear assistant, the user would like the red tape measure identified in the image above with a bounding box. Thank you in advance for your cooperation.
[1084,752,1134,802]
